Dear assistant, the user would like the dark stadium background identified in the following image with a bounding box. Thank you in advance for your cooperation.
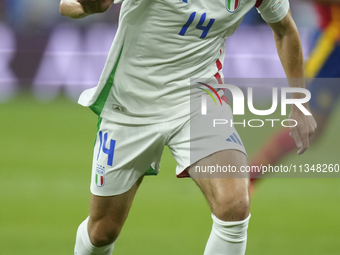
[0,1,339,254]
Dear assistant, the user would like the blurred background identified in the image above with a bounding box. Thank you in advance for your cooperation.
[0,1,339,255]
[0,0,318,101]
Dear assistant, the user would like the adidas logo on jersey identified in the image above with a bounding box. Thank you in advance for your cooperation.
[226,133,243,146]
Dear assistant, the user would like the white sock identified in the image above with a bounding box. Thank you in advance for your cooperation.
[74,217,115,255]
[203,214,251,255]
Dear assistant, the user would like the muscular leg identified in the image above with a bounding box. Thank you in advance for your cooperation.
[188,149,250,255]
[74,175,144,255]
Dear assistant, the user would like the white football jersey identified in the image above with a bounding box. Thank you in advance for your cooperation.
[78,0,289,124]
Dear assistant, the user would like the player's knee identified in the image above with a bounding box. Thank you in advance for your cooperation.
[213,194,250,221]
[88,221,121,247]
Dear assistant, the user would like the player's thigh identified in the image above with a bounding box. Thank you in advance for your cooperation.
[87,118,165,244]
[168,96,249,220]
[87,174,144,246]
[168,101,246,177]
[188,149,249,221]
[89,176,143,231]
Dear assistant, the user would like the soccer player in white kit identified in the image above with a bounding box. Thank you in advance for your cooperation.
[59,0,316,254]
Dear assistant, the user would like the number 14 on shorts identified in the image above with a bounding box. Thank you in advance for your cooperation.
[97,131,116,166]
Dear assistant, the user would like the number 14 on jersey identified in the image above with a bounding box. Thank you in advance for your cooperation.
[179,12,215,39]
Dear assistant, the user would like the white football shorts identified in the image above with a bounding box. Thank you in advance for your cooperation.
[90,100,247,196]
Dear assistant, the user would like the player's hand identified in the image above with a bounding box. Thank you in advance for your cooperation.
[77,0,101,14]
[77,0,112,14]
[288,104,317,155]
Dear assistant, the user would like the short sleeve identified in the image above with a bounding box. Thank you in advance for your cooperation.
[256,0,290,24]
[114,0,124,3]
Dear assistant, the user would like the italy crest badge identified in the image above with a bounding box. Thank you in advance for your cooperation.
[226,0,241,13]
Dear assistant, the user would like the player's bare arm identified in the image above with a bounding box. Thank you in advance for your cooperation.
[268,10,317,155]
[59,0,114,19]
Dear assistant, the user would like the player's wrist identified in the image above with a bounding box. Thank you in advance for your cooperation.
[291,103,311,113]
